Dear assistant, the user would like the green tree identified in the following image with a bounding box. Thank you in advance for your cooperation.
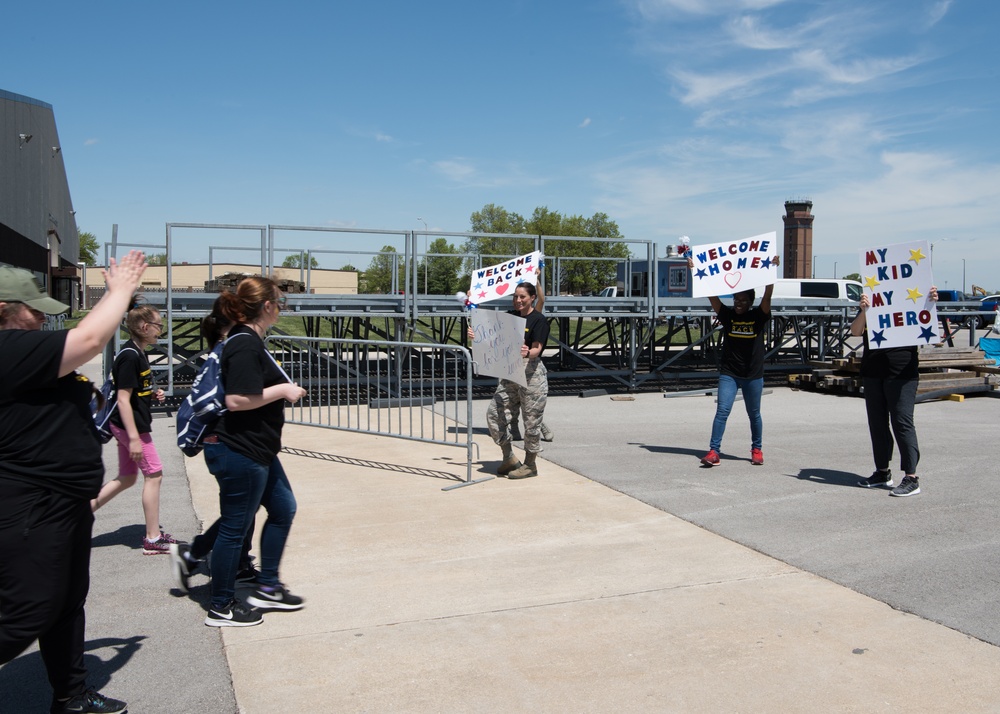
[147,252,169,266]
[842,272,861,283]
[417,238,464,295]
[282,254,320,269]
[364,246,404,293]
[338,263,357,272]
[463,204,629,295]
[78,231,99,266]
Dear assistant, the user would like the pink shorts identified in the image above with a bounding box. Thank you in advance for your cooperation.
[109,423,164,477]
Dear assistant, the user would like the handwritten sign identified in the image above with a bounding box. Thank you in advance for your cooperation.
[469,309,527,387]
[470,251,541,304]
[859,240,939,349]
[689,232,778,298]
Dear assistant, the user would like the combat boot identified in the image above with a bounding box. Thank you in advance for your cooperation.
[540,422,554,442]
[497,455,522,476]
[508,452,538,479]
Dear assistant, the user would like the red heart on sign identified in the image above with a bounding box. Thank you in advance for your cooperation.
[724,272,742,288]
[496,283,510,296]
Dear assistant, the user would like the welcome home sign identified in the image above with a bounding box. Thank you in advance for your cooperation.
[689,232,779,298]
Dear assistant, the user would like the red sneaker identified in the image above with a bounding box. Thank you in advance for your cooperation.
[700,449,721,466]
[751,448,764,465]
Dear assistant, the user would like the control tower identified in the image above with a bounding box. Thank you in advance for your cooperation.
[782,200,814,279]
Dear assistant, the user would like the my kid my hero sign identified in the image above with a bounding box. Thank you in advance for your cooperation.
[470,251,540,304]
[689,232,778,298]
[859,240,940,350]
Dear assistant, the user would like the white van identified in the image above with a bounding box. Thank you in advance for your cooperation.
[770,279,862,301]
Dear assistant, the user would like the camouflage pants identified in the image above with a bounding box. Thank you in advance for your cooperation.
[487,359,548,454]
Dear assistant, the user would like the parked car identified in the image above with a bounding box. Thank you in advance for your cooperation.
[980,295,1000,329]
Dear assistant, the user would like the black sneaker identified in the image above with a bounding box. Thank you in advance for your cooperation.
[860,469,894,488]
[246,584,305,611]
[890,475,920,497]
[51,688,127,714]
[236,562,260,585]
[205,599,263,627]
[169,543,201,594]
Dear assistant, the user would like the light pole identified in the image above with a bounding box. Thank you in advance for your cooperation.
[833,261,838,279]
[962,258,966,296]
[812,255,816,279]
[417,218,428,293]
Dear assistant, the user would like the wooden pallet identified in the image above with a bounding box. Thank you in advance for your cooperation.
[789,345,999,399]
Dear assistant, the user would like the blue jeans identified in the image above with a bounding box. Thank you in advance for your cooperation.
[710,374,764,452]
[203,443,297,609]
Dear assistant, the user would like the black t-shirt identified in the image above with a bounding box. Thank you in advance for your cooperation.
[718,305,769,380]
[860,329,919,379]
[0,330,104,498]
[213,326,288,465]
[508,309,550,355]
[110,340,153,433]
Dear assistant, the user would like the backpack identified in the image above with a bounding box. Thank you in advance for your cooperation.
[92,346,139,444]
[176,332,289,457]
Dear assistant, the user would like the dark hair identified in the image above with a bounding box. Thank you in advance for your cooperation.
[201,276,280,344]
[515,283,537,299]
[735,289,756,302]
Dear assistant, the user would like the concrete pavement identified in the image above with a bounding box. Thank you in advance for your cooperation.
[3,377,1000,713]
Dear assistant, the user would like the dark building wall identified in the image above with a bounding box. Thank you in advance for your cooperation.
[0,89,79,277]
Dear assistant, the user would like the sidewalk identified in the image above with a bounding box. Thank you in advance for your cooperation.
[3,381,999,713]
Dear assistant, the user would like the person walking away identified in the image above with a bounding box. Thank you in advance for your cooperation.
[850,287,938,496]
[0,253,147,714]
[690,256,779,466]
[91,302,178,554]
[198,278,308,627]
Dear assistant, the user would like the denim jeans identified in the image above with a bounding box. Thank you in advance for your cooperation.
[710,374,764,452]
[203,443,296,609]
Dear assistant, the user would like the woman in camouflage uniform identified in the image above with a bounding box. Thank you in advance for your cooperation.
[485,282,549,479]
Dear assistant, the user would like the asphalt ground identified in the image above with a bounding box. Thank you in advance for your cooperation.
[3,355,999,713]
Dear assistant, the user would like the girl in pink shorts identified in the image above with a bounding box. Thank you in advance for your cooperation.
[91,303,177,554]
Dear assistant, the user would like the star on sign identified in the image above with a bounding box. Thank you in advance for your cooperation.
[864,275,880,291]
[919,326,937,343]
[907,287,923,303]
[477,290,487,299]
[695,268,707,279]
[474,282,483,291]
[525,265,535,273]
[871,330,887,347]
[761,256,772,269]
[909,248,927,265]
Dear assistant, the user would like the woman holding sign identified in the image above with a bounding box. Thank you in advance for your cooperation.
[475,282,550,479]
[850,287,937,497]
[689,255,778,467]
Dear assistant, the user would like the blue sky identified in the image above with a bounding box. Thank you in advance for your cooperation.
[7,0,999,290]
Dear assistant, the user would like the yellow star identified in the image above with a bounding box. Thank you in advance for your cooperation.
[907,287,923,303]
[864,274,881,291]
[909,248,927,265]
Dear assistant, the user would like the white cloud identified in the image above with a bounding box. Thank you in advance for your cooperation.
[579,117,592,128]
[431,157,549,189]
[433,159,477,183]
[84,138,99,146]
[926,0,953,28]
[374,132,393,143]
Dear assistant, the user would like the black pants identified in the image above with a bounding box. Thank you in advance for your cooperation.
[190,517,254,568]
[863,376,920,475]
[0,479,92,700]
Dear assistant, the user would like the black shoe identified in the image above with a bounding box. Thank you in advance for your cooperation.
[169,543,200,594]
[860,469,894,488]
[246,584,305,611]
[205,599,263,627]
[51,688,127,714]
[890,475,920,497]
[236,562,260,585]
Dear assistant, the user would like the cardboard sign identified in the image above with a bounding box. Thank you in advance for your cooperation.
[689,232,778,298]
[469,309,527,387]
[859,240,939,349]
[470,251,541,304]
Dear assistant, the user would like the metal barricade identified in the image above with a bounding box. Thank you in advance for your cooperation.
[264,335,488,489]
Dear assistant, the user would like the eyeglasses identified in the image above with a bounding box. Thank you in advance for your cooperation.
[147,322,163,330]
[274,296,288,307]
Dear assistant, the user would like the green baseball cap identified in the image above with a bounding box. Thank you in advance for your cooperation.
[0,265,70,315]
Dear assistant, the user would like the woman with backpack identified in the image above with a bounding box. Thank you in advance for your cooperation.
[196,277,307,627]
[91,302,178,554]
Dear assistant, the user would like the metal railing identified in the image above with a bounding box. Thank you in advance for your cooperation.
[264,335,487,490]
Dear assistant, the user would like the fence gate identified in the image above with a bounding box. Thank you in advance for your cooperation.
[265,335,487,490]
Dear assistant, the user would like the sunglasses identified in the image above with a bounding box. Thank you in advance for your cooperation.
[274,296,288,307]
